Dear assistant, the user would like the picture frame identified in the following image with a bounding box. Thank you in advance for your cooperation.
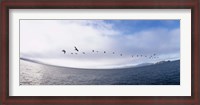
[0,0,199,105]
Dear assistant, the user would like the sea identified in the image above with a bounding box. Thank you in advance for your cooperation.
[20,59,180,85]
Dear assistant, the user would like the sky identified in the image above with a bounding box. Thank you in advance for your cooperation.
[20,20,180,69]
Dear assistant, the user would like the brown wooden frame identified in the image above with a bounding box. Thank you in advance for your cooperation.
[0,0,199,105]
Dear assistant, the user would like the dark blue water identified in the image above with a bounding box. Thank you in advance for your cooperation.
[20,60,180,85]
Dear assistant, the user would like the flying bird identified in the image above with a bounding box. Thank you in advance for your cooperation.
[82,52,85,54]
[62,50,66,54]
[104,51,106,53]
[71,53,73,54]
[92,50,94,52]
[113,52,115,54]
[74,46,79,52]
[120,54,122,56]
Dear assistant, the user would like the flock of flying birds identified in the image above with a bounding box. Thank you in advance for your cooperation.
[62,46,159,59]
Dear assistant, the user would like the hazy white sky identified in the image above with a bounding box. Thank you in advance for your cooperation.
[20,20,180,68]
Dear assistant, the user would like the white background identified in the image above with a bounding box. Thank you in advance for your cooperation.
[9,9,191,96]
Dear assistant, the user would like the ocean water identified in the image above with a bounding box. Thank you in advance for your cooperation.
[20,59,180,85]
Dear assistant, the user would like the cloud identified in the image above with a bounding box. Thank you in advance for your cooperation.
[20,20,180,68]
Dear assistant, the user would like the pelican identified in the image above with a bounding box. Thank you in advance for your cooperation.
[74,46,79,52]
[62,50,66,54]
